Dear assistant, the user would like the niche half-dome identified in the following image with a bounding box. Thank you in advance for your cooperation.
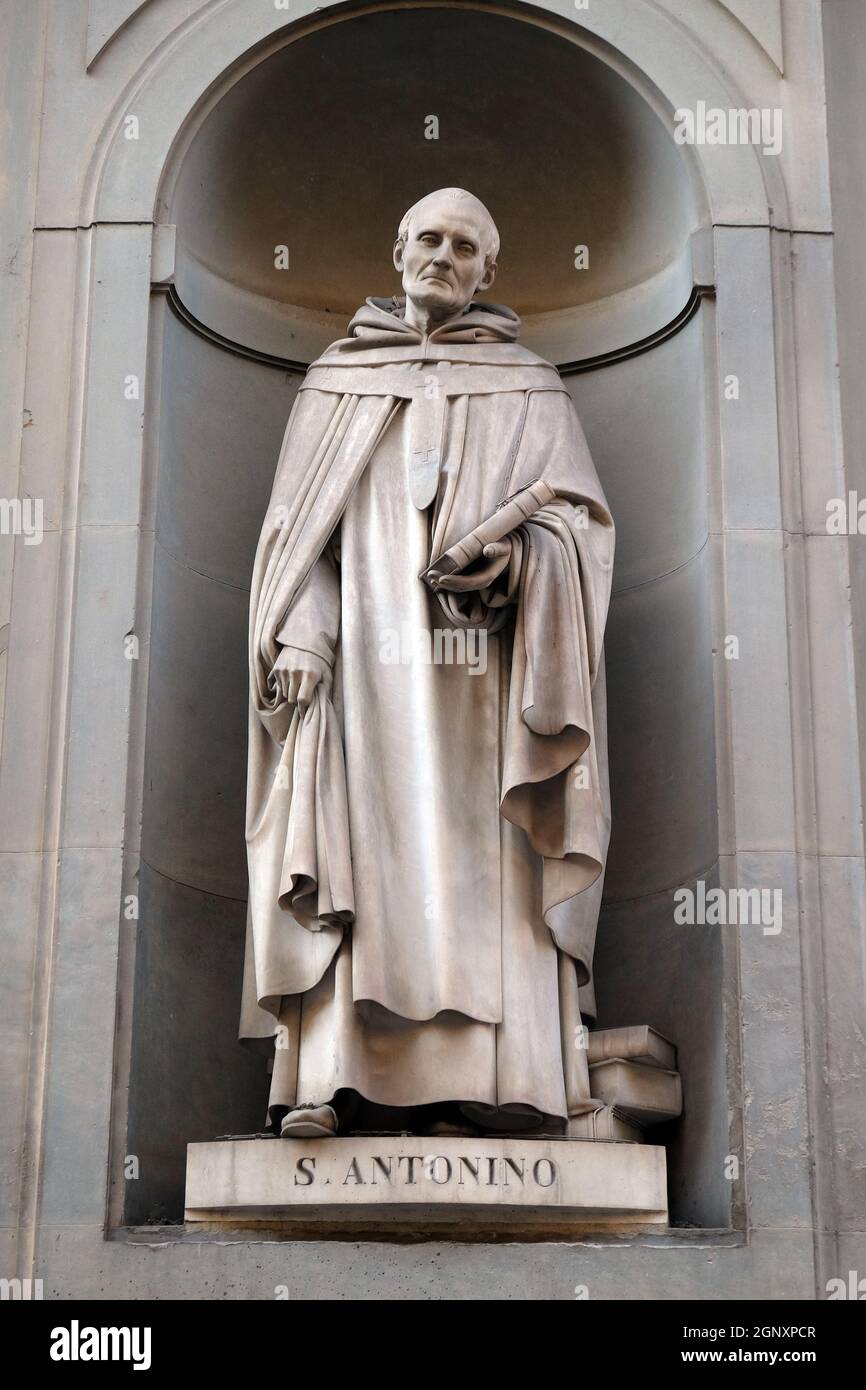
[166,5,700,364]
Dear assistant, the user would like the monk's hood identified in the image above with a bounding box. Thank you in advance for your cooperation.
[347,296,521,346]
[308,296,558,375]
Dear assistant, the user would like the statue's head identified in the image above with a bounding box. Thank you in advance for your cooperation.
[393,188,499,321]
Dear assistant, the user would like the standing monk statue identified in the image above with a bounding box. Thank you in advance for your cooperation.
[240,188,615,1138]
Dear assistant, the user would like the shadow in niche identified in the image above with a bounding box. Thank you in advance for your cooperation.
[124,3,726,1228]
[124,866,270,1225]
[593,866,729,1231]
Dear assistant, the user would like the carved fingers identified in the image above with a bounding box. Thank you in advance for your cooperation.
[434,535,514,592]
[271,645,332,710]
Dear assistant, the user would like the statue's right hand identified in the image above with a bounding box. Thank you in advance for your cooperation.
[270,645,331,711]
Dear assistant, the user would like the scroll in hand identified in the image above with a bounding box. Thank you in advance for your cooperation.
[419,478,555,593]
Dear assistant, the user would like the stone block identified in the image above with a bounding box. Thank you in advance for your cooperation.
[185,1136,668,1231]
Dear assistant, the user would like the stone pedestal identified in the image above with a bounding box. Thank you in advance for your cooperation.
[185,1136,668,1235]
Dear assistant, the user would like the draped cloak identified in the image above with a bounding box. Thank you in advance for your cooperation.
[240,296,615,1126]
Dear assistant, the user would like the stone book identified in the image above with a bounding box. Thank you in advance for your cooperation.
[587,1026,677,1071]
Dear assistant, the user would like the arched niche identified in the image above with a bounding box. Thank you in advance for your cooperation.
[128,3,725,1226]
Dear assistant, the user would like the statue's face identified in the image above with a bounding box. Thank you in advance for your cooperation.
[394,194,497,320]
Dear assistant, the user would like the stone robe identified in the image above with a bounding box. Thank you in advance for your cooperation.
[240,297,614,1129]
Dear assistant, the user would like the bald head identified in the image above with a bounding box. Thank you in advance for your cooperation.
[393,187,500,332]
[397,188,500,267]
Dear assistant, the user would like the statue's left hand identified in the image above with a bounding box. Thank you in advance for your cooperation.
[433,537,513,592]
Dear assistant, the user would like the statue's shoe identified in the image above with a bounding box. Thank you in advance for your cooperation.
[280,1104,338,1138]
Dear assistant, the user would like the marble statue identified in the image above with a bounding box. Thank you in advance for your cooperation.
[240,188,615,1138]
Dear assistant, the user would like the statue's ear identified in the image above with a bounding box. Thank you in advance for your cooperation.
[393,238,406,273]
[477,259,497,293]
